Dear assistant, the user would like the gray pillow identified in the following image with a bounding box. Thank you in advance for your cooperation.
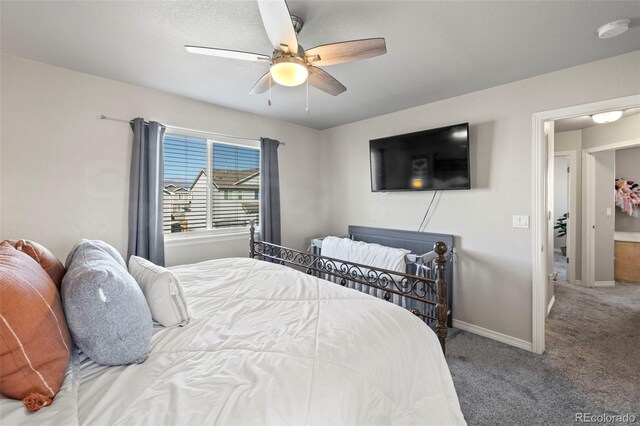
[65,239,126,269]
[61,240,152,366]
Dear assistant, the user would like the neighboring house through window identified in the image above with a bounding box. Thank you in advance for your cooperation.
[163,133,260,234]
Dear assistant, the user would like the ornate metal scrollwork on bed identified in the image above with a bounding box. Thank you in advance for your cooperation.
[248,222,450,353]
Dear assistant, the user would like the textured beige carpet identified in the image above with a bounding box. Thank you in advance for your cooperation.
[447,281,640,425]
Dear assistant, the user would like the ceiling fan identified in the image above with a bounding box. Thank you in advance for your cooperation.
[185,0,386,97]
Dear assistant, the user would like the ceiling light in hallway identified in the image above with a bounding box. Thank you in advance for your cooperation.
[591,111,623,124]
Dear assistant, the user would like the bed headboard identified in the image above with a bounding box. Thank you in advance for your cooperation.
[348,225,454,256]
[348,225,454,326]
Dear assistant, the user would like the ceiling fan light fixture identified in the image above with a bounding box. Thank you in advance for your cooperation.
[591,111,623,124]
[185,0,386,97]
[270,55,308,87]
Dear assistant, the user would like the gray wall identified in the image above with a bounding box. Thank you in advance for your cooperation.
[0,55,329,265]
[322,51,639,344]
[593,151,615,283]
[615,147,640,232]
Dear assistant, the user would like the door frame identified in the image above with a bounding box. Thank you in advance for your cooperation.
[553,150,576,284]
[531,94,640,355]
[582,138,640,288]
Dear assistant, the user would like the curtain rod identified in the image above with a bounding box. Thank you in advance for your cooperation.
[99,114,283,145]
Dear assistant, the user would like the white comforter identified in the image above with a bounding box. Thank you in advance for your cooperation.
[1,257,465,425]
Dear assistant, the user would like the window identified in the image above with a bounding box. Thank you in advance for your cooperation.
[163,133,260,235]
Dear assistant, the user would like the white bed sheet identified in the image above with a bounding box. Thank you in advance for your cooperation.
[1,257,465,425]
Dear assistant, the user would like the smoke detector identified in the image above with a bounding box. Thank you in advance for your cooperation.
[597,19,631,39]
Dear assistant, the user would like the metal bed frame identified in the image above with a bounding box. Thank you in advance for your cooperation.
[347,225,454,328]
[249,223,450,353]
[310,226,454,328]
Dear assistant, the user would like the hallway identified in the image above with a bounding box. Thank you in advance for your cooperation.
[553,248,568,283]
[448,281,640,425]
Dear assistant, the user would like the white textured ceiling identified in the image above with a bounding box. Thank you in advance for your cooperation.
[2,1,639,130]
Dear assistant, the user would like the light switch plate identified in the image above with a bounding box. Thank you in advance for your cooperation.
[606,207,612,216]
[512,215,530,228]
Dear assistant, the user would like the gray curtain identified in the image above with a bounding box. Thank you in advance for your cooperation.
[260,138,281,245]
[128,118,166,266]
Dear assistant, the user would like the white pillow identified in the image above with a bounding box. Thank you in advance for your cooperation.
[128,256,190,327]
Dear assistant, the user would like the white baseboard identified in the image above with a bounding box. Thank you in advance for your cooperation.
[594,280,615,287]
[452,319,533,352]
[574,280,583,286]
[547,295,556,316]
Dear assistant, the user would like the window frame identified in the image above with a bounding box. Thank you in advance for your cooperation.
[163,129,261,245]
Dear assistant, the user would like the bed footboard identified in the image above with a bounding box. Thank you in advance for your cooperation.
[249,222,449,353]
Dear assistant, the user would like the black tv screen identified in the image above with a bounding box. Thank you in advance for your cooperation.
[370,123,470,191]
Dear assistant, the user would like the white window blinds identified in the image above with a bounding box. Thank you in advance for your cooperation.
[163,133,260,234]
[211,142,260,228]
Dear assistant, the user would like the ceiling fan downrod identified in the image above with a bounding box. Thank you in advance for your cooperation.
[290,15,303,34]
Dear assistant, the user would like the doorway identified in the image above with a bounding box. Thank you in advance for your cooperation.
[531,94,640,354]
[552,151,576,286]
[583,139,640,287]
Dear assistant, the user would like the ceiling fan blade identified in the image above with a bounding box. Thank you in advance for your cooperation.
[306,38,386,67]
[185,45,270,62]
[257,0,298,52]
[249,72,272,94]
[308,66,346,96]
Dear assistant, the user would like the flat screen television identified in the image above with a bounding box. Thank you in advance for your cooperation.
[369,123,470,192]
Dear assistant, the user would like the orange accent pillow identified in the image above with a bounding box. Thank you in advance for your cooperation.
[0,242,72,411]
[3,240,66,289]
